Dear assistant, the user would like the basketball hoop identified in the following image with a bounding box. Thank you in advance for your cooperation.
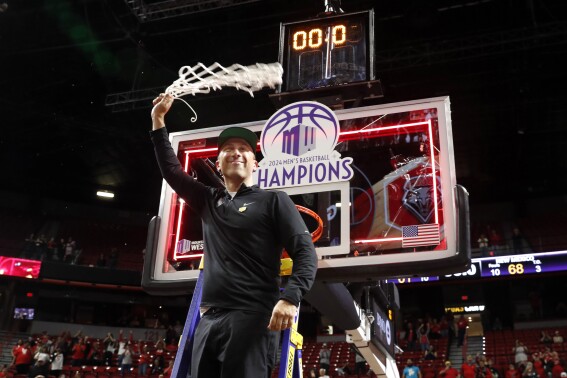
[295,205,324,243]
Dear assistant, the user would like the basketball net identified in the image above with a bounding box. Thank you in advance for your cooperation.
[165,62,283,122]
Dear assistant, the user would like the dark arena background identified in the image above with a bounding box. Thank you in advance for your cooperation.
[1,1,567,378]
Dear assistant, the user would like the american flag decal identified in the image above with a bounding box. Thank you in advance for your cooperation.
[402,224,440,248]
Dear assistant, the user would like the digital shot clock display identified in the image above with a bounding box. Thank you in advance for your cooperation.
[278,10,374,92]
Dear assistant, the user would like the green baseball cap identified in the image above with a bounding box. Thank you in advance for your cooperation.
[218,127,258,151]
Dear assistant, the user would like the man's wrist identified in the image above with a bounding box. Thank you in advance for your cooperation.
[152,117,166,130]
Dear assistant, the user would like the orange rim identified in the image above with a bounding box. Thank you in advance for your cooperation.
[295,205,324,243]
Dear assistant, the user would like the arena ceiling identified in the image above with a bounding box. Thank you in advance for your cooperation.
[1,0,566,214]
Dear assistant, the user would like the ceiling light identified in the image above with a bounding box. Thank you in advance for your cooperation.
[97,191,114,199]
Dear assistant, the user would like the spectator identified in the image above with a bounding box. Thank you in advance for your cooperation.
[50,348,64,377]
[522,362,538,378]
[28,360,49,378]
[46,237,57,261]
[551,360,565,378]
[424,345,437,360]
[552,331,563,344]
[102,332,116,366]
[406,322,417,351]
[487,359,500,378]
[34,234,47,260]
[513,340,529,368]
[418,322,430,351]
[457,315,469,347]
[163,360,174,378]
[430,318,442,340]
[137,345,149,376]
[12,340,33,374]
[70,337,86,367]
[477,233,489,257]
[461,355,477,378]
[120,345,133,376]
[402,359,422,378]
[477,360,493,378]
[489,229,503,252]
[152,339,165,374]
[64,238,76,263]
[319,343,330,373]
[34,346,51,366]
[439,360,460,378]
[505,364,519,378]
[319,368,330,378]
[540,331,553,344]
[87,341,103,366]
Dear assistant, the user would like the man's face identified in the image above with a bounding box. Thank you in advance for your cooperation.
[216,138,258,181]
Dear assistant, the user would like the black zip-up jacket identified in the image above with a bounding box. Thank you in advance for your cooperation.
[151,128,317,314]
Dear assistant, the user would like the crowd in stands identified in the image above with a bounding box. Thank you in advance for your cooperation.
[6,328,180,378]
[2,323,566,378]
[20,233,125,270]
[396,328,567,378]
[473,224,526,258]
[16,221,146,271]
[21,235,84,265]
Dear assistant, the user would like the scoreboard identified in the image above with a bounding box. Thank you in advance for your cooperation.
[277,10,374,92]
[386,250,567,284]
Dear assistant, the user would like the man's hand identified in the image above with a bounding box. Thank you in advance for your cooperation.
[268,299,297,331]
[151,93,174,130]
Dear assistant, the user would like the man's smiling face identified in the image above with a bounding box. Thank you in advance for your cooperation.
[216,137,258,182]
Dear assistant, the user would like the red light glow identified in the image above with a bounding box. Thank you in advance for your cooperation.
[0,257,41,279]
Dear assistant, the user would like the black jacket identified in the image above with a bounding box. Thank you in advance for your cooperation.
[151,128,317,313]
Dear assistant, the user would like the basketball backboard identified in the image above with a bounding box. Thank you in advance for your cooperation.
[143,96,469,294]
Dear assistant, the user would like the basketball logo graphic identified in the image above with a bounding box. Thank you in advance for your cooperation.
[255,101,353,189]
[260,102,339,159]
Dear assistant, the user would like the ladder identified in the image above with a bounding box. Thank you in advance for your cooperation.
[170,258,304,378]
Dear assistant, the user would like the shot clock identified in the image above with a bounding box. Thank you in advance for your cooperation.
[277,10,375,92]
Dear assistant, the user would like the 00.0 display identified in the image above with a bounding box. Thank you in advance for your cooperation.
[292,25,347,50]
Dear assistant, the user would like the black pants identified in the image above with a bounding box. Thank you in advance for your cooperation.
[191,308,277,378]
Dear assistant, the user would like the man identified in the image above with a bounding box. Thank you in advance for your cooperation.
[457,314,469,347]
[319,343,331,373]
[150,93,318,378]
[461,355,477,378]
[439,360,460,378]
[476,359,493,378]
[12,340,33,374]
[402,359,422,378]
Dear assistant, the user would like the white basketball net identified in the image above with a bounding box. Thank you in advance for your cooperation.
[164,62,282,123]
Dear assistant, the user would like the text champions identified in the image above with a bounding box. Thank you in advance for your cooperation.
[256,157,354,189]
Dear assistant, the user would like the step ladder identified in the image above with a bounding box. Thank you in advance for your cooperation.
[170,259,303,378]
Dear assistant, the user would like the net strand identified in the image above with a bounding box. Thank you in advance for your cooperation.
[165,62,282,123]
[165,61,282,102]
